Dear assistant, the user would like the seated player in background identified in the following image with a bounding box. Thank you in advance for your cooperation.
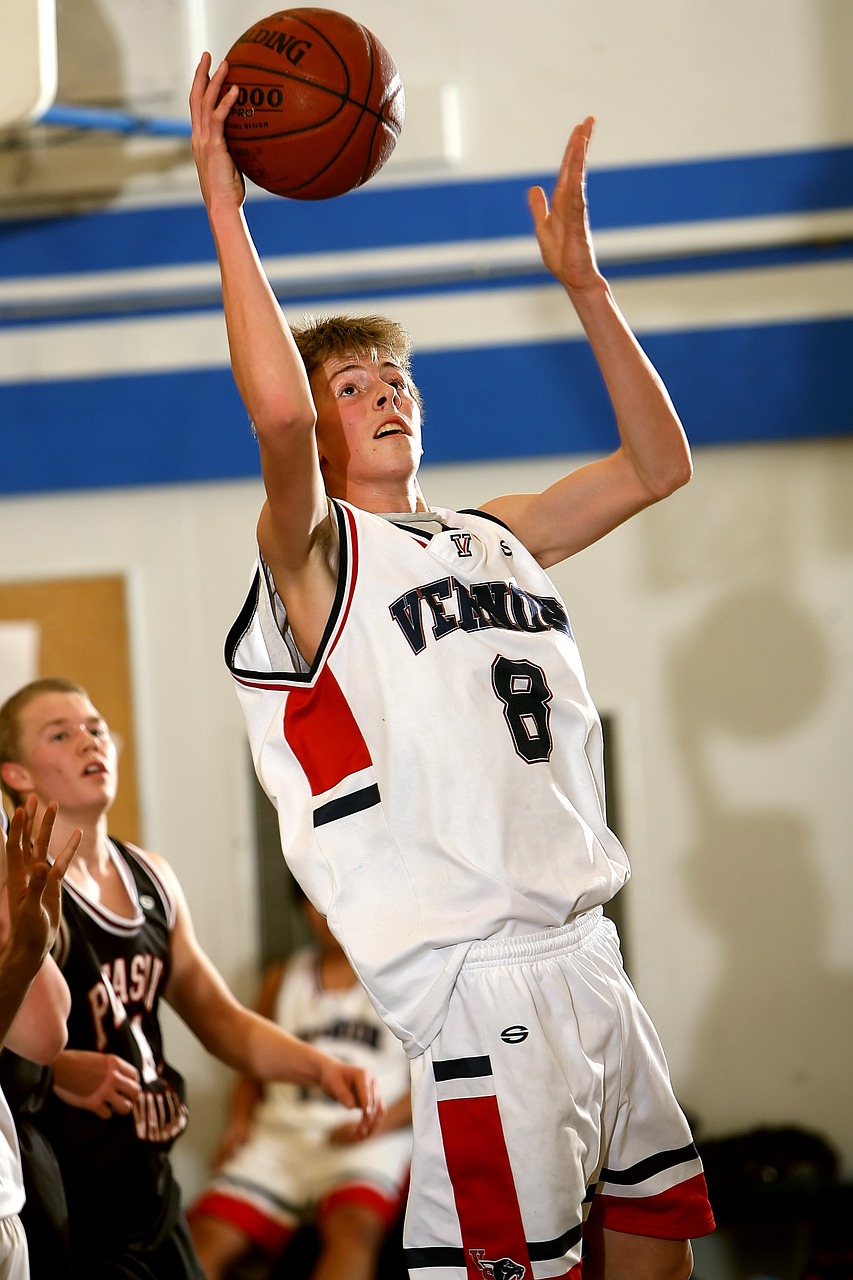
[0,799,80,1279]
[0,677,383,1280]
[189,882,412,1280]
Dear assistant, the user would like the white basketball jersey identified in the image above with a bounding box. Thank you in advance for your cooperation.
[256,946,411,1133]
[227,501,629,1055]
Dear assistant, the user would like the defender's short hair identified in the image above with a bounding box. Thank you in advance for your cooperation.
[0,677,90,808]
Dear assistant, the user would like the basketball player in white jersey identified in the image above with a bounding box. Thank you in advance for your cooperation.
[190,51,715,1280]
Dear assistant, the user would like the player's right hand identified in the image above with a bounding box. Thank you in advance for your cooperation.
[189,52,246,211]
[52,1048,141,1120]
[317,1058,385,1137]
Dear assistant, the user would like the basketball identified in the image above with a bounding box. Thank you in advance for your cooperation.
[221,8,405,200]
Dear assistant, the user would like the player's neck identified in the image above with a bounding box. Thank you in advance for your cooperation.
[47,807,110,875]
[335,474,428,516]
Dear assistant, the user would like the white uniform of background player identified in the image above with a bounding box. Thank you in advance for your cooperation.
[227,503,715,1279]
[192,942,411,1252]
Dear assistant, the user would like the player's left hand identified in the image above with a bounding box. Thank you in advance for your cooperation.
[329,1117,373,1145]
[317,1059,385,1137]
[528,116,603,295]
[2,798,81,961]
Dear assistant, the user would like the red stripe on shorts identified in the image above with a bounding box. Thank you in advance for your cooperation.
[320,1180,405,1229]
[590,1172,716,1239]
[437,1093,532,1278]
[189,1190,294,1255]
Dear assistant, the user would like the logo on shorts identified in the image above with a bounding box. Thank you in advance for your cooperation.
[470,1249,526,1279]
[500,1025,529,1044]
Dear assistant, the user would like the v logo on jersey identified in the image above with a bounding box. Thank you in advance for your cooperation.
[450,532,473,557]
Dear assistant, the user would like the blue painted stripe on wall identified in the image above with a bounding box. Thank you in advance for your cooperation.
[1,145,852,278]
[1,316,850,497]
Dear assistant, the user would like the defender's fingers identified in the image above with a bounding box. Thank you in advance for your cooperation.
[50,828,82,880]
[32,800,59,862]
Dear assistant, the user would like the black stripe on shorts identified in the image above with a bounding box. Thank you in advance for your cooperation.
[432,1055,492,1082]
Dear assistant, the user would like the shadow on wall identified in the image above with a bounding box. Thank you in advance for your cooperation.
[670,583,853,1151]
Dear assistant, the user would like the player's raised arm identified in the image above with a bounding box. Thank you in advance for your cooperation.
[189,54,329,577]
[482,117,692,569]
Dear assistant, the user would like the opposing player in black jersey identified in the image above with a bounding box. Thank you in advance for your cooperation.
[0,678,383,1280]
[190,51,715,1280]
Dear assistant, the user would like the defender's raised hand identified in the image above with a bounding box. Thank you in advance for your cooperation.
[3,797,80,965]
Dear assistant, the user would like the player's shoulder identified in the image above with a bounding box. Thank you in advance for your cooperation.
[112,838,183,925]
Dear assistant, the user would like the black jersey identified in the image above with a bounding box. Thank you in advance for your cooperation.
[43,838,193,1264]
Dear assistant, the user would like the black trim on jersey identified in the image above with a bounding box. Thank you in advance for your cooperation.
[403,1224,582,1270]
[432,1054,492,1082]
[528,1223,584,1260]
[600,1141,700,1186]
[224,502,352,686]
[459,507,514,535]
[314,784,381,827]
[403,1244,466,1269]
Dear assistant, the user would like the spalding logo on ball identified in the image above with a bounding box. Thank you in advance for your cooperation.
[222,7,405,200]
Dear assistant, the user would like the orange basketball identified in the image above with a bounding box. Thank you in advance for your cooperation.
[222,8,405,200]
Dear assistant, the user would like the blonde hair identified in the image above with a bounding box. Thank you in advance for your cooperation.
[291,314,422,410]
[0,677,90,808]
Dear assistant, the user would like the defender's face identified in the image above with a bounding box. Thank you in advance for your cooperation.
[311,351,423,496]
[5,691,118,816]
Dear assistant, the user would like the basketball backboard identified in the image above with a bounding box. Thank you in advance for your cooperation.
[0,0,57,129]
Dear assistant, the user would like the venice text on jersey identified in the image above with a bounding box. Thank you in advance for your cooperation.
[389,576,573,655]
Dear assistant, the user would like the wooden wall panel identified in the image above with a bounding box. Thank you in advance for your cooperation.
[0,575,140,843]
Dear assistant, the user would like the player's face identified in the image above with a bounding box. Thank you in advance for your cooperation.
[312,351,423,498]
[6,691,118,817]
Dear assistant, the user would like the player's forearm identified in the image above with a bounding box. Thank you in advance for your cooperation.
[567,276,692,499]
[374,1092,412,1135]
[227,1070,263,1126]
[208,202,316,440]
[223,1005,332,1086]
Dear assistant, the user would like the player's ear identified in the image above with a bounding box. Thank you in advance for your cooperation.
[0,761,33,795]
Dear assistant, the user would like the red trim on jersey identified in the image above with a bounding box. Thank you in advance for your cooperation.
[318,1180,404,1229]
[437,1093,533,1278]
[189,1190,295,1255]
[284,665,373,797]
[588,1172,715,1239]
